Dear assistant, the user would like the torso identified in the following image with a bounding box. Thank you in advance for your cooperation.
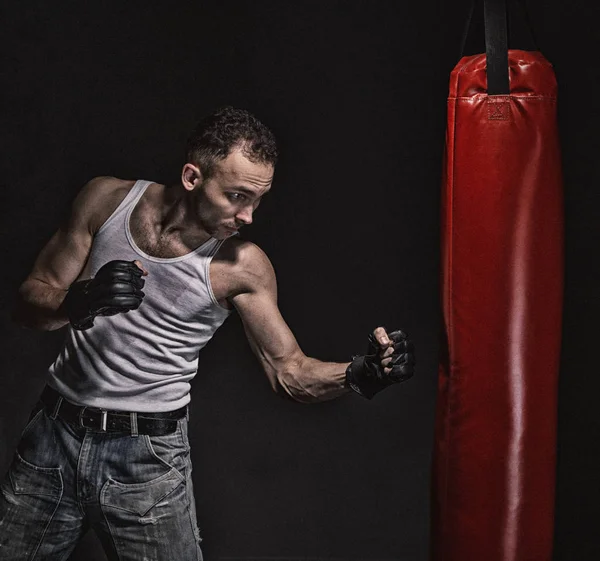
[95,179,242,310]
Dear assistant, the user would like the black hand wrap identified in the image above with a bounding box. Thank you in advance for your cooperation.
[64,260,146,331]
[345,329,415,399]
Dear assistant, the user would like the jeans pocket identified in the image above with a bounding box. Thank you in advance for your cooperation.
[143,421,190,476]
[9,452,63,498]
[0,453,63,559]
[16,407,62,472]
[99,470,201,560]
[100,468,185,516]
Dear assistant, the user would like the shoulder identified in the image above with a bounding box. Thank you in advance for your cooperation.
[71,176,137,234]
[213,237,276,295]
[75,176,135,209]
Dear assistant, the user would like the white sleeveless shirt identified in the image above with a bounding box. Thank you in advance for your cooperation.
[47,180,232,412]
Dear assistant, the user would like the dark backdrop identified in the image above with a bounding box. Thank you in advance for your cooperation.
[1,1,597,560]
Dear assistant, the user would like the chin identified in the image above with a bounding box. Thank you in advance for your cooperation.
[213,227,237,240]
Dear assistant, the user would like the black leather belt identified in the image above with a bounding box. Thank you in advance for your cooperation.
[40,386,187,436]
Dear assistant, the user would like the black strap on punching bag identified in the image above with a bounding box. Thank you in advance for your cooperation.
[484,0,509,94]
[459,0,539,95]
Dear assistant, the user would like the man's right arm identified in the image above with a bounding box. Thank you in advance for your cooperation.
[12,177,130,331]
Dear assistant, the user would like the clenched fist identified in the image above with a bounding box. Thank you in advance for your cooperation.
[345,326,415,399]
[64,260,147,330]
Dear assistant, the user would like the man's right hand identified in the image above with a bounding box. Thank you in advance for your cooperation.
[63,260,146,330]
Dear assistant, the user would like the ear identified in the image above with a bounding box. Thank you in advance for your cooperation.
[181,163,203,191]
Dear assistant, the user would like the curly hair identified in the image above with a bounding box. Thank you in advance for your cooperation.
[186,106,278,178]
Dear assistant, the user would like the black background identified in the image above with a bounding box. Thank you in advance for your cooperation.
[1,1,598,560]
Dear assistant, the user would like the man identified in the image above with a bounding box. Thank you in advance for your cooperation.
[1,107,415,560]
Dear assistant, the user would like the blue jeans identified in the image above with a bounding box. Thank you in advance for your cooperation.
[0,401,203,560]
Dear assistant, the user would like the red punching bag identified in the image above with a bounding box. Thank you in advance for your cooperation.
[431,1,563,560]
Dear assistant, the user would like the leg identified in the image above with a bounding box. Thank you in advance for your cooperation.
[0,407,87,560]
[90,420,203,561]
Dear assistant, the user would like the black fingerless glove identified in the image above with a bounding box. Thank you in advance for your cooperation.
[64,260,146,331]
[345,329,415,399]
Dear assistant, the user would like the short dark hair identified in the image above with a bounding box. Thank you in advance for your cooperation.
[186,106,278,178]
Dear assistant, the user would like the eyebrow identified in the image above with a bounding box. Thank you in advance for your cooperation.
[231,186,264,197]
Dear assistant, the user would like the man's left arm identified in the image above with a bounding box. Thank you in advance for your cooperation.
[230,244,413,403]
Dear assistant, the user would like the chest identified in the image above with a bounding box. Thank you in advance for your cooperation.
[129,211,195,259]
[129,211,235,309]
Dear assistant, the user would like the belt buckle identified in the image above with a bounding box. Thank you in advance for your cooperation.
[79,407,108,432]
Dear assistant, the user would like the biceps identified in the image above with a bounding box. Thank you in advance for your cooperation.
[28,224,93,290]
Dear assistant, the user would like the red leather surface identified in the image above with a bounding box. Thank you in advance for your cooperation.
[432,50,563,561]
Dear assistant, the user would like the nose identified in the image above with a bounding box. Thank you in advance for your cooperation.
[235,206,253,226]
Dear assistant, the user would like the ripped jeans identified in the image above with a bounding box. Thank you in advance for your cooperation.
[0,402,203,561]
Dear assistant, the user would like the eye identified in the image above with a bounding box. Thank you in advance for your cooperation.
[227,192,247,202]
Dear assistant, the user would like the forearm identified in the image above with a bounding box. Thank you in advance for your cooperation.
[274,355,351,403]
[12,279,70,331]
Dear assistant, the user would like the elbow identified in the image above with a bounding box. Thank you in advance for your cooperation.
[10,295,64,332]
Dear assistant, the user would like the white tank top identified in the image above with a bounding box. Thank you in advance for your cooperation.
[47,180,232,412]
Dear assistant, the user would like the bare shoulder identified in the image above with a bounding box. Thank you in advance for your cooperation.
[72,176,136,234]
[213,237,276,296]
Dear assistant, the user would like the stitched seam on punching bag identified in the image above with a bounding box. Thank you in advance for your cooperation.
[442,94,459,561]
[445,94,456,558]
[452,95,556,101]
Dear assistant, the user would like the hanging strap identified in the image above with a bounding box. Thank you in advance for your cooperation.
[459,0,540,95]
[484,0,509,94]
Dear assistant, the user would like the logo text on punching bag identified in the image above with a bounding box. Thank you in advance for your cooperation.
[487,97,511,121]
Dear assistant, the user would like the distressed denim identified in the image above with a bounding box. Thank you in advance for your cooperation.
[0,402,203,561]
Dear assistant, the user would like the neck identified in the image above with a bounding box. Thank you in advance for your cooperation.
[158,184,210,242]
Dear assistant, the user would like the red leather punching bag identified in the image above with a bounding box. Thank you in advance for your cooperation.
[431,1,563,560]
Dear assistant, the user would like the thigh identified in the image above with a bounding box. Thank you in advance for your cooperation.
[0,407,86,561]
[96,420,203,561]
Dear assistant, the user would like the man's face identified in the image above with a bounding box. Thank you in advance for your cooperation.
[193,148,274,240]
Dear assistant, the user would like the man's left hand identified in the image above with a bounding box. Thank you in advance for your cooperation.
[345,326,415,399]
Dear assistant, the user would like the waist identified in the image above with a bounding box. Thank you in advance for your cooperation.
[40,386,187,436]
